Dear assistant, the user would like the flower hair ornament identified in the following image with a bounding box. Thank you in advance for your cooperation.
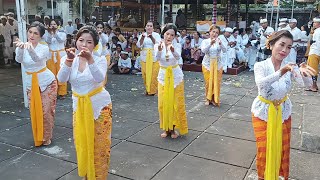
[265,32,275,50]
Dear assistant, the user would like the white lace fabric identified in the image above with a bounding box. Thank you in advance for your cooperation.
[137,32,161,62]
[15,44,55,92]
[201,38,226,70]
[251,58,312,122]
[154,43,184,88]
[57,55,111,120]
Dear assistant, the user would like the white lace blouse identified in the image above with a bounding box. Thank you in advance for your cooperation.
[57,55,111,120]
[201,38,226,70]
[251,58,312,122]
[45,31,67,63]
[155,43,184,88]
[15,44,55,92]
[137,32,161,62]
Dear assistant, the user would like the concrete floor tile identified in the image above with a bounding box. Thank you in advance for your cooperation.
[110,141,177,180]
[0,142,26,162]
[153,154,247,180]
[183,133,256,168]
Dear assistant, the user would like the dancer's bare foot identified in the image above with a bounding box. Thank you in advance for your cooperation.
[170,130,179,139]
[43,139,51,146]
[205,101,210,106]
[161,131,169,138]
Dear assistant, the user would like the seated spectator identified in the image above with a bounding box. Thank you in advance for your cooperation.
[117,51,132,74]
[191,31,204,64]
[114,27,127,49]
[182,36,192,63]
[110,36,120,52]
[132,56,142,75]
[131,37,141,61]
[109,44,122,72]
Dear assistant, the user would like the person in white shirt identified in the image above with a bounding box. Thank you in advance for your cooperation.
[57,25,112,180]
[278,18,290,31]
[244,40,258,71]
[256,18,274,62]
[307,17,320,92]
[219,27,236,71]
[284,18,301,64]
[45,19,67,99]
[64,19,75,35]
[201,25,226,106]
[251,30,315,180]
[232,29,246,64]
[190,31,204,64]
[14,22,57,147]
[1,16,14,65]
[137,21,161,95]
[155,23,188,139]
[117,51,132,74]
[132,56,142,74]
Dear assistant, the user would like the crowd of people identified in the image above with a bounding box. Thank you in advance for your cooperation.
[1,11,319,180]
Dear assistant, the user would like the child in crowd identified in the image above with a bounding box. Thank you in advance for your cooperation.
[131,56,142,75]
[118,51,132,74]
[181,36,192,63]
[109,44,122,72]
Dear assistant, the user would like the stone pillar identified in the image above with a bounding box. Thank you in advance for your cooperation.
[236,0,240,28]
[246,0,249,27]
[150,0,155,21]
[99,0,102,21]
[226,0,230,27]
[169,0,173,22]
[212,0,217,25]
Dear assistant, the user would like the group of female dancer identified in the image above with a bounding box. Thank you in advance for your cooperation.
[14,19,316,180]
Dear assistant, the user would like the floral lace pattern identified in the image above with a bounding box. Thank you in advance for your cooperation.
[251,58,311,122]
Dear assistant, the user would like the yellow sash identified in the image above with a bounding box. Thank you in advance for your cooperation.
[144,48,154,93]
[161,65,179,131]
[26,67,47,147]
[258,95,288,180]
[73,86,104,180]
[48,49,65,75]
[206,58,218,102]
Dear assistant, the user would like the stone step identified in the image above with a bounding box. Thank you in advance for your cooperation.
[301,104,320,153]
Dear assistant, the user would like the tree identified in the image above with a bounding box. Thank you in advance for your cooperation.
[72,0,96,19]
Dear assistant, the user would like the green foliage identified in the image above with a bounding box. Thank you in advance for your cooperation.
[73,0,96,18]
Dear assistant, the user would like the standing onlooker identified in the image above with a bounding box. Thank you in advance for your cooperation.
[175,9,187,28]
[256,19,274,62]
[75,18,83,30]
[1,16,14,65]
[65,19,75,35]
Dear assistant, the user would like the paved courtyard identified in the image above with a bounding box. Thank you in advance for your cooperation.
[0,66,320,180]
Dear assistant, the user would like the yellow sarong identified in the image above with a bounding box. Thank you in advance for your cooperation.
[144,48,154,93]
[48,49,67,96]
[73,86,104,180]
[161,65,178,131]
[26,67,47,147]
[206,58,218,102]
[258,95,288,180]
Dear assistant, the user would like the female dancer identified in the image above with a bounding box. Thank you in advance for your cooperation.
[251,30,315,180]
[155,23,188,139]
[14,21,57,146]
[57,25,112,180]
[201,25,226,106]
[45,19,67,99]
[137,21,161,95]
